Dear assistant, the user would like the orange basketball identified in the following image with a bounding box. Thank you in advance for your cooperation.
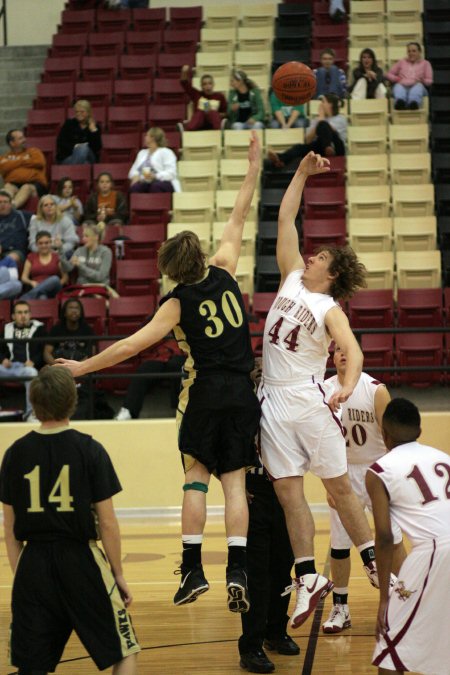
[272,61,316,106]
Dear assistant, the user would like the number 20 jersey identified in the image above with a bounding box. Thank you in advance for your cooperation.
[161,265,254,375]
[326,372,386,465]
[263,269,339,383]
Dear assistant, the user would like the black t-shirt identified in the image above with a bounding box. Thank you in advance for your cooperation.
[48,321,94,361]
[0,428,121,542]
[237,91,252,123]
[161,265,254,375]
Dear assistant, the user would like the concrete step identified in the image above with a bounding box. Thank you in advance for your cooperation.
[2,81,39,96]
[0,69,43,82]
[0,94,36,108]
[0,45,48,58]
[0,59,45,71]
[1,107,35,122]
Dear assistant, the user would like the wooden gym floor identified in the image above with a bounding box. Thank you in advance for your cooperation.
[0,514,419,675]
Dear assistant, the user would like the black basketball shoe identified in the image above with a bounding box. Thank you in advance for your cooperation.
[173,563,209,605]
[226,564,250,613]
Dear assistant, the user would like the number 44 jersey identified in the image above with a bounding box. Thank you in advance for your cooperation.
[326,372,387,465]
[263,269,339,384]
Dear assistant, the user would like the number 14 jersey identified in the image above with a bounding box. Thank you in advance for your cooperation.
[263,269,339,383]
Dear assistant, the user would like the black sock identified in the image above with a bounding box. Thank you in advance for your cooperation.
[333,591,348,605]
[359,545,376,566]
[295,559,317,578]
[228,545,247,569]
[182,542,202,569]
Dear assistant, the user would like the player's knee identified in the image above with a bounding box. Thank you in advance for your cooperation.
[331,547,351,559]
[324,475,353,499]
[183,481,209,493]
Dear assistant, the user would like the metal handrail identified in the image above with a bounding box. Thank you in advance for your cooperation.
[0,0,7,47]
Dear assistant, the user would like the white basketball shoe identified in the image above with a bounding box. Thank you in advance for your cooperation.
[283,573,334,629]
[363,561,397,589]
[322,603,352,633]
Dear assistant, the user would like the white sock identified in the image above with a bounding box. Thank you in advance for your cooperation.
[294,556,315,564]
[182,534,203,545]
[227,536,247,547]
[357,541,375,555]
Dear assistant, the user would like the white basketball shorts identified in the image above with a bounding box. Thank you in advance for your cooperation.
[259,379,347,480]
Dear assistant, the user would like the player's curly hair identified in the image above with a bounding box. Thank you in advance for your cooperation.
[158,230,207,285]
[315,245,367,300]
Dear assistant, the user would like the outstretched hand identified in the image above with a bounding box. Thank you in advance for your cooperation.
[248,130,261,166]
[53,358,84,378]
[327,385,353,413]
[298,151,330,176]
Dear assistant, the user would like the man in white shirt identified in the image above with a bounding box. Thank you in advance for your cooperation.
[367,398,450,675]
[322,346,406,634]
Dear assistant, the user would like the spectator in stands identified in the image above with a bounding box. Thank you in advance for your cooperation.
[129,127,180,194]
[267,93,347,167]
[0,257,22,300]
[0,300,47,421]
[328,0,345,22]
[60,222,113,288]
[0,129,48,209]
[85,172,128,225]
[268,90,308,129]
[53,177,83,225]
[227,70,265,130]
[0,190,31,265]
[115,353,186,420]
[314,49,347,99]
[44,298,94,366]
[179,65,227,131]
[20,231,68,301]
[349,49,387,100]
[386,42,433,110]
[56,100,102,165]
[29,195,79,258]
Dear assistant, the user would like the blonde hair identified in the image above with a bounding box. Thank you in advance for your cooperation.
[83,221,105,243]
[146,127,167,148]
[36,195,61,224]
[74,99,92,116]
[158,231,206,284]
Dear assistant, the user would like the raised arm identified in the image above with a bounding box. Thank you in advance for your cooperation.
[277,151,330,282]
[209,131,261,276]
[55,298,181,378]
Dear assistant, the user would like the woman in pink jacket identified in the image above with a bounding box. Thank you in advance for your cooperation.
[386,42,433,110]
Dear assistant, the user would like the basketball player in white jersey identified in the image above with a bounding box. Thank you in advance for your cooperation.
[322,346,406,634]
[259,152,381,630]
[367,398,450,675]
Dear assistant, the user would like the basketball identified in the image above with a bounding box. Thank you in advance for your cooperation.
[272,61,317,106]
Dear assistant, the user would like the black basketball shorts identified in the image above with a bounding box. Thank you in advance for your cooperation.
[10,540,140,672]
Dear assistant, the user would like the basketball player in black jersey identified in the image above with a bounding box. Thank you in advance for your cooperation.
[56,132,262,613]
[0,367,139,674]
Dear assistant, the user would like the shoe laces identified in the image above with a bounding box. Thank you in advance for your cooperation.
[329,604,344,622]
[281,578,302,597]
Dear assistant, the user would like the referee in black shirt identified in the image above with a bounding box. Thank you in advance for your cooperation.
[0,366,140,674]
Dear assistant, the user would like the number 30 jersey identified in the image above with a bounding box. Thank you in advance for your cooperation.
[161,265,254,375]
[0,428,121,542]
[263,269,338,383]
[326,372,387,465]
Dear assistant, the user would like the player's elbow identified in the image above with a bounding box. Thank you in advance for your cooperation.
[376,529,394,548]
